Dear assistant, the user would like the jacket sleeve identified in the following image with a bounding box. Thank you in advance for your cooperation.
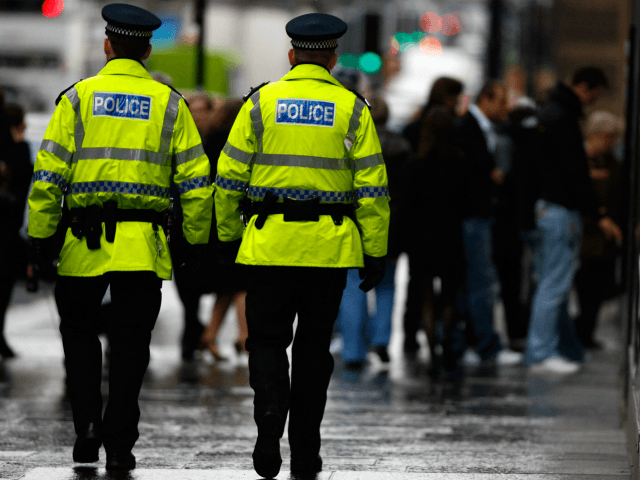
[28,95,76,239]
[350,101,390,258]
[172,98,213,245]
[214,100,256,242]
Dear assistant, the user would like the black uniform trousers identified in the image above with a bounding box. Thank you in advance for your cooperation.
[245,265,347,461]
[55,271,162,454]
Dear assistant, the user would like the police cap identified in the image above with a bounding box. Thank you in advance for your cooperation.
[286,13,348,51]
[102,3,162,38]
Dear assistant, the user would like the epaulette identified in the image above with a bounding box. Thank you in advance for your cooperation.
[348,88,371,109]
[55,80,82,106]
[243,82,270,103]
[167,85,189,107]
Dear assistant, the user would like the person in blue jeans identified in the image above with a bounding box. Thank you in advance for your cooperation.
[526,68,622,374]
[339,259,396,368]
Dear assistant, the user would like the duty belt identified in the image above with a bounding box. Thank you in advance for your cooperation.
[249,191,354,230]
[68,201,168,250]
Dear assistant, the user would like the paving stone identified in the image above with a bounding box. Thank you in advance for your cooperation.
[21,467,333,479]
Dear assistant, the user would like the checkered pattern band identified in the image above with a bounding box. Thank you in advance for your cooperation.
[355,186,389,199]
[178,176,211,195]
[33,170,69,191]
[106,23,153,37]
[291,38,338,50]
[68,181,169,198]
[247,186,353,203]
[215,175,247,192]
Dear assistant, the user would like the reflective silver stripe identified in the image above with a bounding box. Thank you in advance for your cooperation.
[223,141,254,165]
[68,180,169,198]
[247,185,353,203]
[33,170,69,190]
[72,147,167,165]
[352,153,384,171]
[215,175,247,192]
[174,144,206,165]
[249,91,264,154]
[254,153,350,170]
[39,139,73,165]
[65,87,85,156]
[160,91,181,154]
[355,186,389,198]
[346,97,366,145]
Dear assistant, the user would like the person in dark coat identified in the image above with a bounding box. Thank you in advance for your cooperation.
[401,77,463,357]
[402,106,468,375]
[0,99,33,359]
[574,111,624,349]
[526,67,622,374]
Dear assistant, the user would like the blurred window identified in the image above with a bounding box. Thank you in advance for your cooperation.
[0,52,61,69]
[0,0,42,11]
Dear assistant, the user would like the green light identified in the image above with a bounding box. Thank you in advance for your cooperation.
[338,53,360,69]
[358,52,382,75]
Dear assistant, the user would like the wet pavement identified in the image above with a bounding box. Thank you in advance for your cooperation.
[0,256,631,479]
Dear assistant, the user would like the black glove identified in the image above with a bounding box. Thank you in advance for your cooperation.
[180,243,208,276]
[29,236,57,282]
[358,255,386,293]
[216,239,242,268]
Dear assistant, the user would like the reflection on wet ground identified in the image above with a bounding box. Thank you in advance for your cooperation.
[0,267,631,479]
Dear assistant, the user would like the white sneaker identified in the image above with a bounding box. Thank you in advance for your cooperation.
[528,356,581,375]
[494,349,524,366]
[462,349,481,366]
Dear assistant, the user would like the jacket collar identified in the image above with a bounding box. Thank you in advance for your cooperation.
[281,63,344,88]
[98,58,153,80]
[549,83,584,118]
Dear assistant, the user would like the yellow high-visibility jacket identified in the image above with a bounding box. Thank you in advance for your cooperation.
[215,63,390,268]
[28,58,213,279]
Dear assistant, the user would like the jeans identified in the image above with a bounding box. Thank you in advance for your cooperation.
[338,258,396,362]
[461,217,502,360]
[525,200,584,365]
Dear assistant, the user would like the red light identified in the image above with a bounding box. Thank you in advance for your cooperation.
[420,37,443,57]
[390,37,400,56]
[441,14,461,36]
[420,12,442,34]
[42,0,64,18]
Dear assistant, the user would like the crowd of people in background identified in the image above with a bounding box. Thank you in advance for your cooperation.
[0,64,626,378]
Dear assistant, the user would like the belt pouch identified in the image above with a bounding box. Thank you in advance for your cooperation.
[84,205,102,250]
[255,191,279,230]
[283,197,320,222]
[104,201,117,243]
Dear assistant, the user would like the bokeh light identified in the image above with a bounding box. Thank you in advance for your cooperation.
[339,53,360,69]
[390,37,400,56]
[358,52,383,75]
[420,12,442,34]
[420,37,443,57]
[441,14,461,36]
[42,0,64,17]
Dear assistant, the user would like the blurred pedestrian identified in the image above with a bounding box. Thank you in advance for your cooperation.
[456,80,523,366]
[337,95,410,369]
[573,111,624,350]
[215,13,389,478]
[402,76,463,357]
[493,97,540,352]
[403,106,468,376]
[27,4,213,470]
[0,99,33,359]
[527,67,622,374]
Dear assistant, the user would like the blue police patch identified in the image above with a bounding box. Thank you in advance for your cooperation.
[93,92,152,120]
[275,99,335,127]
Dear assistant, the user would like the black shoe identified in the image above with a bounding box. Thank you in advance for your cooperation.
[181,322,205,361]
[291,454,323,475]
[373,345,390,363]
[106,452,136,471]
[253,412,282,479]
[72,423,102,463]
[0,339,15,359]
[581,338,603,350]
[344,360,365,370]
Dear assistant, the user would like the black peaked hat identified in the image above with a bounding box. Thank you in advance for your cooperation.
[286,13,348,50]
[102,3,162,38]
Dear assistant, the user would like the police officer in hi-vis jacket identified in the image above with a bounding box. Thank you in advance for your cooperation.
[28,4,213,471]
[215,13,390,478]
